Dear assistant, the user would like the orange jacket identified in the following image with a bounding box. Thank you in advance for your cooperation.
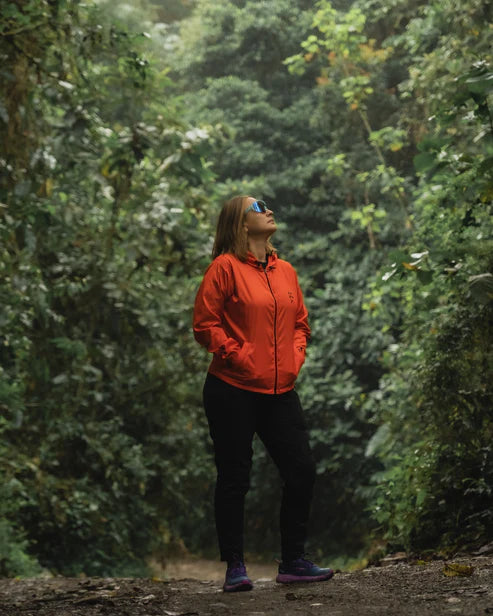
[193,252,310,394]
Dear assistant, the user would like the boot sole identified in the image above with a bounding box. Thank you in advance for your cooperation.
[223,580,254,592]
[276,570,334,584]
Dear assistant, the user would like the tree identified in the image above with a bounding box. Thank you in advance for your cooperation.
[1,0,215,575]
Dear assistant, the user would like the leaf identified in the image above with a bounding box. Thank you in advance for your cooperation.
[365,423,390,457]
[413,152,436,173]
[58,80,75,90]
[382,268,397,282]
[416,269,433,285]
[52,374,68,385]
[387,250,410,264]
[468,273,493,303]
[416,489,426,506]
[416,136,449,152]
[442,563,474,577]
[479,157,493,175]
[464,71,493,95]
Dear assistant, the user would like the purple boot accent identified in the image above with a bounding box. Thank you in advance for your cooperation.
[223,561,254,592]
[276,557,334,584]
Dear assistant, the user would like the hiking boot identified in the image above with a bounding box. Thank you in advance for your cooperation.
[223,561,253,592]
[276,557,334,584]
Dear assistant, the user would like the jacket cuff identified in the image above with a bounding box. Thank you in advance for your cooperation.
[217,338,240,360]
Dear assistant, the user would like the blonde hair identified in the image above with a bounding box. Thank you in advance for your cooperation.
[212,195,275,261]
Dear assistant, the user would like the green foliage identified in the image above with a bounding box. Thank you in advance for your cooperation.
[369,301,493,551]
[0,384,41,577]
[176,0,493,558]
[360,0,493,551]
[1,0,215,575]
[0,519,41,578]
[1,0,492,575]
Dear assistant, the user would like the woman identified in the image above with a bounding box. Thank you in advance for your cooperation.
[193,196,333,592]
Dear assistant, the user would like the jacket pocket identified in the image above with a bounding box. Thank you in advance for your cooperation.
[230,341,255,375]
[293,343,306,376]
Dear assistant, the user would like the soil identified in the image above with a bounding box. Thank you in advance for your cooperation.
[2,554,493,616]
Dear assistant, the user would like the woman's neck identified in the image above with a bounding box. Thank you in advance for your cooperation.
[247,237,268,262]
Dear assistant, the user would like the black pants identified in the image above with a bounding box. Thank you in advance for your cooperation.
[203,373,316,563]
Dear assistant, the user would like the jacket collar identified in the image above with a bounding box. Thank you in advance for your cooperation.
[246,251,278,271]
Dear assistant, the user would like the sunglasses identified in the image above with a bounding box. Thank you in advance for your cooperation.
[244,199,268,215]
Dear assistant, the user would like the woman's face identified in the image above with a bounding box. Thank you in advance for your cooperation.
[243,197,277,237]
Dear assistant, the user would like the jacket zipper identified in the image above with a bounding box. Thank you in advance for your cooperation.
[264,267,278,394]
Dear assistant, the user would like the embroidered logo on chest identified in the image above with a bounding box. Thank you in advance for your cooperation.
[288,291,295,303]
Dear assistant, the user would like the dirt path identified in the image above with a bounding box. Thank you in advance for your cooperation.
[1,555,493,615]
